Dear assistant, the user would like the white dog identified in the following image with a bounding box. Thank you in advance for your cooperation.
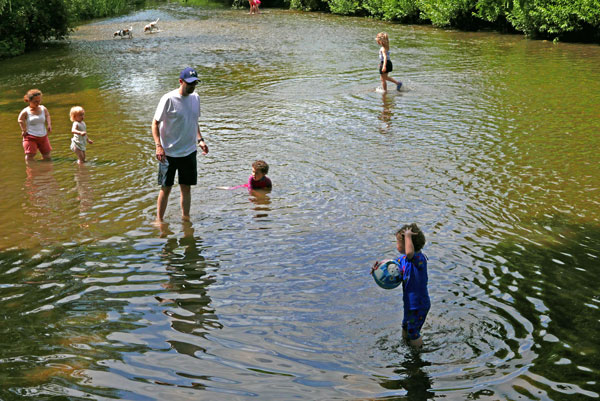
[113,26,133,39]
[144,18,160,33]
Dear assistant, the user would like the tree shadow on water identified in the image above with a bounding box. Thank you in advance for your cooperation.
[482,216,600,398]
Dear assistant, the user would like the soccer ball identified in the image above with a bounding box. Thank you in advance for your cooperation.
[372,260,402,290]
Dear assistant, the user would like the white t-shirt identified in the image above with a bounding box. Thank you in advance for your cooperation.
[153,89,201,157]
[24,105,47,137]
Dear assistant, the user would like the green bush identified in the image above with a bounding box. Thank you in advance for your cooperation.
[361,0,421,21]
[514,0,600,37]
[0,0,69,57]
[328,0,361,15]
[68,0,129,20]
[0,37,25,59]
[290,0,329,11]
[417,0,477,26]
[0,0,147,59]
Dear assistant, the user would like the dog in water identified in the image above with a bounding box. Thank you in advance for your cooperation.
[144,18,160,33]
[113,26,133,39]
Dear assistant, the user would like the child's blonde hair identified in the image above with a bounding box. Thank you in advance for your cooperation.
[376,32,390,51]
[69,106,85,122]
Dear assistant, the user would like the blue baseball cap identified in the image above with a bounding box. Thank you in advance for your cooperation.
[180,67,199,83]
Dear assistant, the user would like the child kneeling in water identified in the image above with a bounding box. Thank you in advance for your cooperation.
[219,160,272,190]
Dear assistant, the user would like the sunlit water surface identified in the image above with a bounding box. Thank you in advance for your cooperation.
[0,4,599,400]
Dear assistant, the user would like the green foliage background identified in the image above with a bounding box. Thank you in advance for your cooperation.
[0,0,144,59]
[1,0,599,58]
[290,0,600,42]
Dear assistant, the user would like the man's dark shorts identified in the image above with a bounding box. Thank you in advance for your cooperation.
[158,151,197,187]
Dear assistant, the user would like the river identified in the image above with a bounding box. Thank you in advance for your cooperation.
[0,2,599,400]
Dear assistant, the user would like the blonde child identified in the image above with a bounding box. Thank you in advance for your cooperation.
[376,32,402,92]
[69,106,93,164]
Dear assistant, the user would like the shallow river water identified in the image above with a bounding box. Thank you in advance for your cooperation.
[0,3,599,400]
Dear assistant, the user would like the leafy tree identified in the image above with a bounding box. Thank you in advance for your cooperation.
[362,0,422,21]
[417,0,477,27]
[68,0,129,20]
[0,0,69,58]
[477,0,600,39]
[289,0,329,11]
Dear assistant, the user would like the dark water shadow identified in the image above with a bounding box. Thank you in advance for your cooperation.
[157,221,221,358]
[481,216,600,399]
[378,350,434,400]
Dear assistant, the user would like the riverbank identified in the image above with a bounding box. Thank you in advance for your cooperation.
[1,0,598,59]
[290,0,600,44]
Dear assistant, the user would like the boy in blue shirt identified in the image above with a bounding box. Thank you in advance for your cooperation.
[373,223,430,347]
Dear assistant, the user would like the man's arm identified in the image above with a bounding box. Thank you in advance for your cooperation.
[197,125,208,155]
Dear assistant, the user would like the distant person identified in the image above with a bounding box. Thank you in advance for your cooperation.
[69,106,93,164]
[219,160,272,190]
[249,0,260,14]
[17,89,53,163]
[372,223,429,347]
[376,32,402,93]
[152,67,209,222]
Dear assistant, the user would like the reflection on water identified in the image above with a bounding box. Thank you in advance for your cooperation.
[0,3,599,400]
[159,222,220,353]
[378,350,434,400]
[249,188,271,219]
[23,162,66,244]
[74,163,94,215]
[24,162,61,211]
[378,92,396,134]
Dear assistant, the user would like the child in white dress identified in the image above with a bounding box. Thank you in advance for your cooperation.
[69,106,93,164]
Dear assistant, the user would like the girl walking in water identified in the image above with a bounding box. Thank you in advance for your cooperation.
[376,32,402,93]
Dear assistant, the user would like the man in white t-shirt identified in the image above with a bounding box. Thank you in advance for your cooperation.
[152,67,209,221]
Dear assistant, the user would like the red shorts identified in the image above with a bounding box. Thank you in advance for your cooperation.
[23,134,52,155]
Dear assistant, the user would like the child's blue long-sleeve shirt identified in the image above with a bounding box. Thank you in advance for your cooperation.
[395,252,430,311]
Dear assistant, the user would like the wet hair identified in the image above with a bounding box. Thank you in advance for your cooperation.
[23,89,42,103]
[69,106,85,122]
[396,223,426,251]
[376,32,390,51]
[252,160,269,175]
